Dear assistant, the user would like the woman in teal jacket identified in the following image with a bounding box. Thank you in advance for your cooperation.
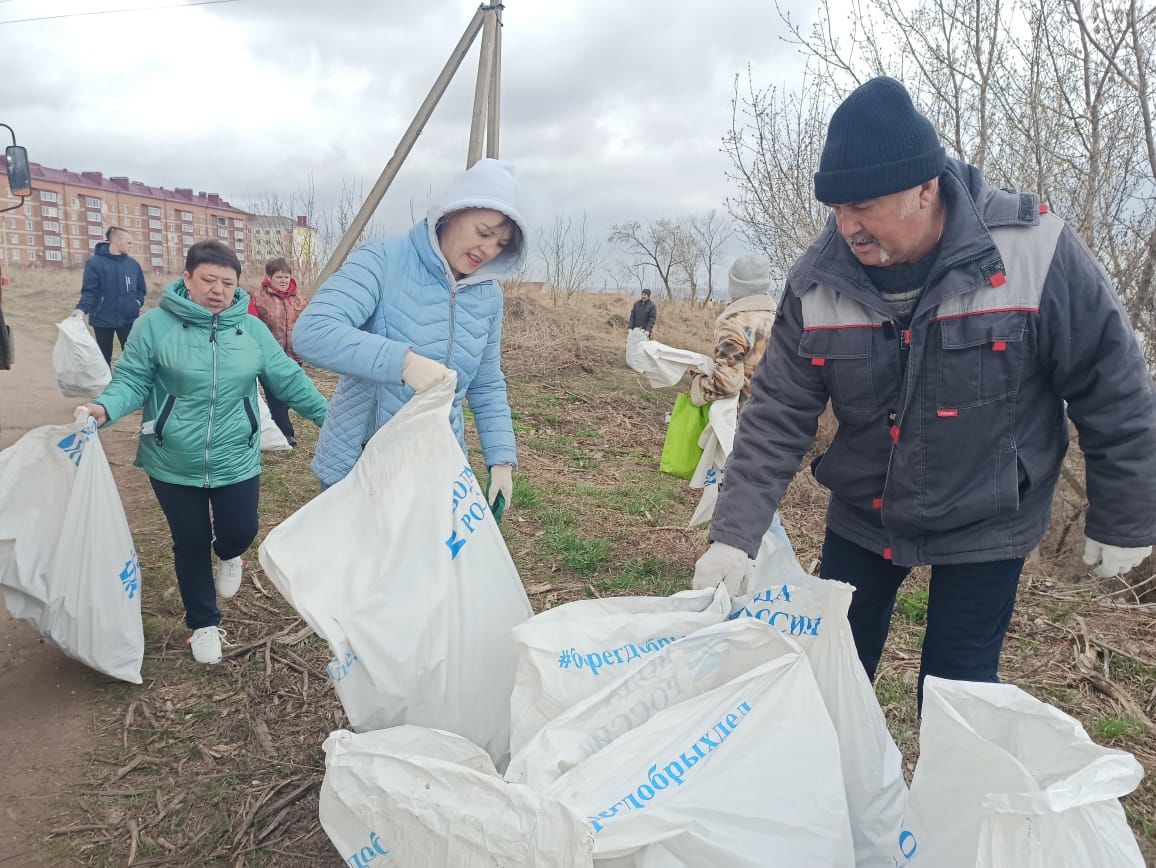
[292,158,527,517]
[84,241,327,665]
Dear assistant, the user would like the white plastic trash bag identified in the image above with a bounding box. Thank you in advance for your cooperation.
[257,392,291,451]
[635,339,713,389]
[320,726,594,868]
[0,410,144,683]
[259,373,532,766]
[732,576,906,867]
[625,328,649,372]
[53,315,111,398]
[542,619,856,867]
[899,676,1145,868]
[508,586,731,755]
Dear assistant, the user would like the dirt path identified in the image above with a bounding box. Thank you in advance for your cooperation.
[0,315,142,865]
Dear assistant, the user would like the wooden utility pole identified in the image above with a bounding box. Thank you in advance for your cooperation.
[485,5,503,159]
[315,4,504,289]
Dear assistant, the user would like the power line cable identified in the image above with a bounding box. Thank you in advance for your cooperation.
[0,0,239,25]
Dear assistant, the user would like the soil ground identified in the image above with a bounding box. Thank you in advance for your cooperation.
[0,268,1152,866]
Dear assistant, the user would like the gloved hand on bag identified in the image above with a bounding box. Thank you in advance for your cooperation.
[691,541,749,595]
[70,309,86,321]
[487,464,513,523]
[1082,537,1152,578]
[401,350,450,393]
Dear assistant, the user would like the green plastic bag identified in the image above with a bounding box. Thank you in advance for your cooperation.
[660,394,710,480]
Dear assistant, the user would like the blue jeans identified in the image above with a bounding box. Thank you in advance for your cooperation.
[819,529,1023,709]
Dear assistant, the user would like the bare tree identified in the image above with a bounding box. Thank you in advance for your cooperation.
[690,209,734,305]
[608,219,684,298]
[538,213,604,305]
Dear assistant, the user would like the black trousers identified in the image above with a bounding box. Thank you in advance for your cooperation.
[819,529,1024,709]
[263,388,295,442]
[149,476,261,629]
[93,324,134,366]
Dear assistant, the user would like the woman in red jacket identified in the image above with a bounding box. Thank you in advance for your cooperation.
[248,258,308,445]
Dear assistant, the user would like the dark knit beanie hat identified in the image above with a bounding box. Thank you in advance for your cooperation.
[814,77,946,205]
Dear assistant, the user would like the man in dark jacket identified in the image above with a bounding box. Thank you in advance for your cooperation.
[74,226,148,365]
[693,77,1156,707]
[628,288,657,336]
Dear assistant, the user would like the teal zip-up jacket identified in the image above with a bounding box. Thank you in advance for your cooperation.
[94,279,328,488]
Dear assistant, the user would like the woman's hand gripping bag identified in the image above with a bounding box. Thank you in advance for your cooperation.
[897,677,1145,868]
[508,586,731,755]
[259,374,532,767]
[320,726,593,868]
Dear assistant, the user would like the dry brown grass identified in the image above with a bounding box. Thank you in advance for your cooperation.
[3,268,1152,865]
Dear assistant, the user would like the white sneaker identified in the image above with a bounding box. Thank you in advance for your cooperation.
[215,556,243,599]
[188,626,227,664]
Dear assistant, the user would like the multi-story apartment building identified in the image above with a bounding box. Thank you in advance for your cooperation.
[0,164,316,275]
[249,214,318,275]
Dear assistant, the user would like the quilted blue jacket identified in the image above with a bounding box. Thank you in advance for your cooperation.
[293,158,528,486]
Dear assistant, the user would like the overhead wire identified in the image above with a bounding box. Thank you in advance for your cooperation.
[0,0,239,25]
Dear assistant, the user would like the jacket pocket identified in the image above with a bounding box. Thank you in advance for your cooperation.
[242,396,259,448]
[797,327,878,413]
[154,395,176,445]
[936,310,1028,410]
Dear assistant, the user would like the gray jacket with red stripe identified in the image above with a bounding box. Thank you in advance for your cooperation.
[710,158,1156,566]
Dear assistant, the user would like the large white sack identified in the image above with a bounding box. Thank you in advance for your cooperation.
[0,411,143,683]
[899,677,1145,868]
[52,315,111,398]
[687,396,737,528]
[509,586,731,755]
[543,620,855,867]
[257,391,292,451]
[625,328,649,373]
[320,726,593,868]
[635,340,713,389]
[732,576,906,868]
[258,374,532,765]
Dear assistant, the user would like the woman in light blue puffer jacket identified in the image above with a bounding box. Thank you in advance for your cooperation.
[293,159,527,516]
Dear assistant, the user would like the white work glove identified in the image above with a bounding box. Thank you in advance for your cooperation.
[691,542,750,596]
[401,350,449,393]
[70,309,86,321]
[1082,537,1152,578]
[487,464,513,523]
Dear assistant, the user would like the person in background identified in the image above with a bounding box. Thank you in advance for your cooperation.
[82,241,328,665]
[628,287,657,337]
[688,253,794,563]
[693,76,1156,709]
[292,158,527,520]
[73,226,148,366]
[248,257,308,446]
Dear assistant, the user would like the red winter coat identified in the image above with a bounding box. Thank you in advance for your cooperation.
[248,276,307,361]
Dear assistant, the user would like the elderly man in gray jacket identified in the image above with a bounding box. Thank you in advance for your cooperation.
[693,76,1156,708]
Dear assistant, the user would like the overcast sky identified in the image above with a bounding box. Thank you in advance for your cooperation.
[2,0,819,280]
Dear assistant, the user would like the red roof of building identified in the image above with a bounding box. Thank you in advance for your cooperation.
[29,164,250,215]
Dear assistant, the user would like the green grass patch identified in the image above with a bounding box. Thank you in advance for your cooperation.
[511,475,542,508]
[593,557,689,597]
[540,512,612,575]
[1093,714,1148,743]
[874,672,912,707]
[896,588,930,624]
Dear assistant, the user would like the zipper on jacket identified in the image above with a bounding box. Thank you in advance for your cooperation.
[242,396,259,448]
[446,284,459,366]
[154,395,177,445]
[204,317,219,488]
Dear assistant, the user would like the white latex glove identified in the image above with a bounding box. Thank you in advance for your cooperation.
[70,309,86,320]
[691,542,750,596]
[487,464,513,521]
[1082,537,1152,578]
[401,350,450,393]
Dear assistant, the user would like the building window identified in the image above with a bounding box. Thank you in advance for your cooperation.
[70,224,80,236]
[25,235,34,244]
[89,226,103,237]
[73,239,85,249]
[40,191,59,203]
[181,223,193,234]
[46,250,63,261]
[233,218,244,227]
[10,250,19,261]
[42,206,59,219]
[8,234,17,244]
[179,210,193,220]
[86,211,101,223]
[234,230,244,240]
[43,221,60,233]
[216,216,227,226]
[122,205,130,214]
[147,206,162,217]
[149,232,162,241]
[148,219,162,230]
[134,219,141,228]
[217,228,229,238]
[182,235,194,246]
[6,218,14,229]
[151,257,164,267]
[150,244,163,254]
[24,220,32,230]
[44,236,62,247]
[85,196,101,208]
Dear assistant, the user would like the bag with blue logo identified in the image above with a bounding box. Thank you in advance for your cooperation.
[0,409,143,683]
[259,373,532,767]
[319,726,593,868]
